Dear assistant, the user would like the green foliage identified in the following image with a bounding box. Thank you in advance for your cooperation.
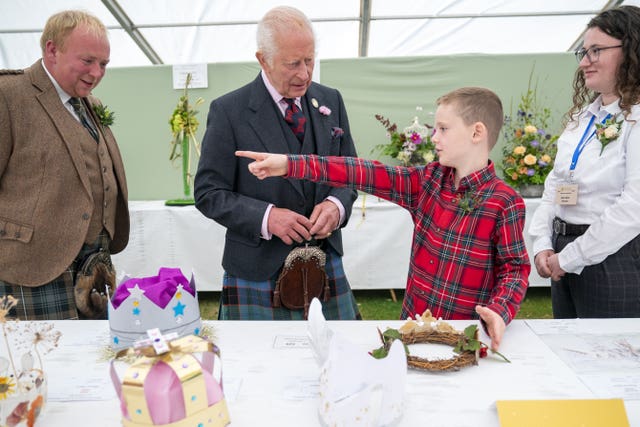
[92,104,115,127]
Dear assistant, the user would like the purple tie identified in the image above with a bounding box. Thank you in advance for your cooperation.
[284,98,306,143]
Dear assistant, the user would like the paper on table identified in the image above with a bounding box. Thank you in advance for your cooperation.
[496,399,630,427]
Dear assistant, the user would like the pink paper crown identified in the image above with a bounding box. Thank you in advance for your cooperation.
[110,332,230,427]
[108,267,202,350]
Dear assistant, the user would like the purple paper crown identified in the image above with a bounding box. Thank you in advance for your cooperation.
[108,267,202,350]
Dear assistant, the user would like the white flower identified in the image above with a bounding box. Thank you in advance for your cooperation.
[604,125,618,139]
[423,151,435,163]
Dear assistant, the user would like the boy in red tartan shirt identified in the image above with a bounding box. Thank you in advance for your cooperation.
[236,87,530,351]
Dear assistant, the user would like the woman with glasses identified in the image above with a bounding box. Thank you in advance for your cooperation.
[529,5,640,319]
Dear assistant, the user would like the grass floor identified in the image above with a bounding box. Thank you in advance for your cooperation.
[198,286,552,320]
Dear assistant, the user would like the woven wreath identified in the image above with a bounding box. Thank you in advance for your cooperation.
[370,310,510,372]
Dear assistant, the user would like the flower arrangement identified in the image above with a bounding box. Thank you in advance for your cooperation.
[501,81,559,189]
[167,73,204,206]
[595,114,623,155]
[92,104,115,127]
[374,108,437,167]
[0,295,61,427]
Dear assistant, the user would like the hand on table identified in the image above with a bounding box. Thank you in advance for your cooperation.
[475,305,506,351]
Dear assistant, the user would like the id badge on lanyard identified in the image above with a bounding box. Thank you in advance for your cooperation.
[555,114,610,205]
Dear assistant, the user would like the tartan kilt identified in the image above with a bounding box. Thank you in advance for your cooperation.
[219,246,361,320]
[0,231,111,320]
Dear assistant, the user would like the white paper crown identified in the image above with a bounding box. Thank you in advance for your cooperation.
[108,268,202,350]
[307,298,407,426]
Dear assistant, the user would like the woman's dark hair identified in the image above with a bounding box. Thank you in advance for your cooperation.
[567,5,640,123]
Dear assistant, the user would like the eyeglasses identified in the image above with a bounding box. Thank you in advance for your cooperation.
[574,45,622,63]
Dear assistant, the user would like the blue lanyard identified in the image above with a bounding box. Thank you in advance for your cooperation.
[569,113,611,172]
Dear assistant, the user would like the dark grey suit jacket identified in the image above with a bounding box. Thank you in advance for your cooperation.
[194,74,358,281]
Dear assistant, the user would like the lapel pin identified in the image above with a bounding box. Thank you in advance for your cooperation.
[311,98,319,108]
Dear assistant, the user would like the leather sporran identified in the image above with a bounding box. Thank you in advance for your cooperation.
[274,245,330,318]
[74,249,115,319]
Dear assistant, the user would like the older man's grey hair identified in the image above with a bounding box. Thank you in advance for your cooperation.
[256,6,316,66]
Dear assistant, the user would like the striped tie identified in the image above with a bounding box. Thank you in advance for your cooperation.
[69,97,99,142]
[284,98,306,143]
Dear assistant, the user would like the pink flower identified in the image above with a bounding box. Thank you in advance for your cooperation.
[319,105,332,116]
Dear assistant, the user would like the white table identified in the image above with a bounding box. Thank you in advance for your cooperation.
[33,318,640,426]
[112,197,547,291]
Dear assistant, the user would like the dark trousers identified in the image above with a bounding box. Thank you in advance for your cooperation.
[552,232,640,318]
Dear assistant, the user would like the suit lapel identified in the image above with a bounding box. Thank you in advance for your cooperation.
[30,62,93,198]
[304,85,332,156]
[247,76,303,197]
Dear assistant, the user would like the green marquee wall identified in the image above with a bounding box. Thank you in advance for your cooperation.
[93,53,577,200]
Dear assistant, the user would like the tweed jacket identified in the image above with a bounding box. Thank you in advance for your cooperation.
[0,61,129,286]
[194,74,358,281]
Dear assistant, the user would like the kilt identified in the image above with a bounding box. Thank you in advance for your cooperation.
[0,231,112,320]
[552,231,640,318]
[219,246,361,320]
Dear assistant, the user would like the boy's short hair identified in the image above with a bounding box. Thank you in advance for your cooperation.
[437,87,504,149]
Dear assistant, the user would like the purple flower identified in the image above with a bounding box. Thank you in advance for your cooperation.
[331,127,344,139]
[530,140,540,148]
[527,169,535,176]
[538,160,548,167]
[319,105,332,116]
[409,132,422,144]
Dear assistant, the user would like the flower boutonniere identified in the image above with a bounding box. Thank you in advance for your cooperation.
[454,191,482,213]
[311,97,331,116]
[93,104,115,127]
[319,105,332,116]
[331,127,344,139]
[595,114,623,155]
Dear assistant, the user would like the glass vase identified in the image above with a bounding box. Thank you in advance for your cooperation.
[0,369,47,427]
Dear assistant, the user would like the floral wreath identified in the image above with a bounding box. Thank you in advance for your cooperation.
[370,310,510,372]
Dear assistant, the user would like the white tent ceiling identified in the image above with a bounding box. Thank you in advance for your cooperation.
[1,0,638,69]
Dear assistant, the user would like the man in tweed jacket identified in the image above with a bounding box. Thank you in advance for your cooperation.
[0,10,129,319]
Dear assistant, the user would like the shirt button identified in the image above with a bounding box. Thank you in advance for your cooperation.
[103,167,107,173]
[104,202,108,208]
[105,186,109,192]
[82,213,90,220]
[429,260,434,264]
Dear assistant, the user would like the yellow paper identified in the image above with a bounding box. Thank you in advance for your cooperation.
[497,399,629,427]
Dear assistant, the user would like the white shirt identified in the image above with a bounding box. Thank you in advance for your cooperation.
[41,59,81,121]
[529,96,640,274]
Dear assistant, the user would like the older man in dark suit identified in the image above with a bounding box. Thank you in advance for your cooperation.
[194,6,360,320]
[0,10,129,319]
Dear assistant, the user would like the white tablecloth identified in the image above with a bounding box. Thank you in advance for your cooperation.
[31,318,640,426]
[112,196,547,291]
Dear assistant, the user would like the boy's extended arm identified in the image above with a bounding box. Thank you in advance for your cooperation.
[236,151,288,178]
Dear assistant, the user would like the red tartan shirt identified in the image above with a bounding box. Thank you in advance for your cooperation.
[287,155,530,324]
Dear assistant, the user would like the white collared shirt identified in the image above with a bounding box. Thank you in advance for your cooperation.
[41,59,80,121]
[529,96,640,273]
